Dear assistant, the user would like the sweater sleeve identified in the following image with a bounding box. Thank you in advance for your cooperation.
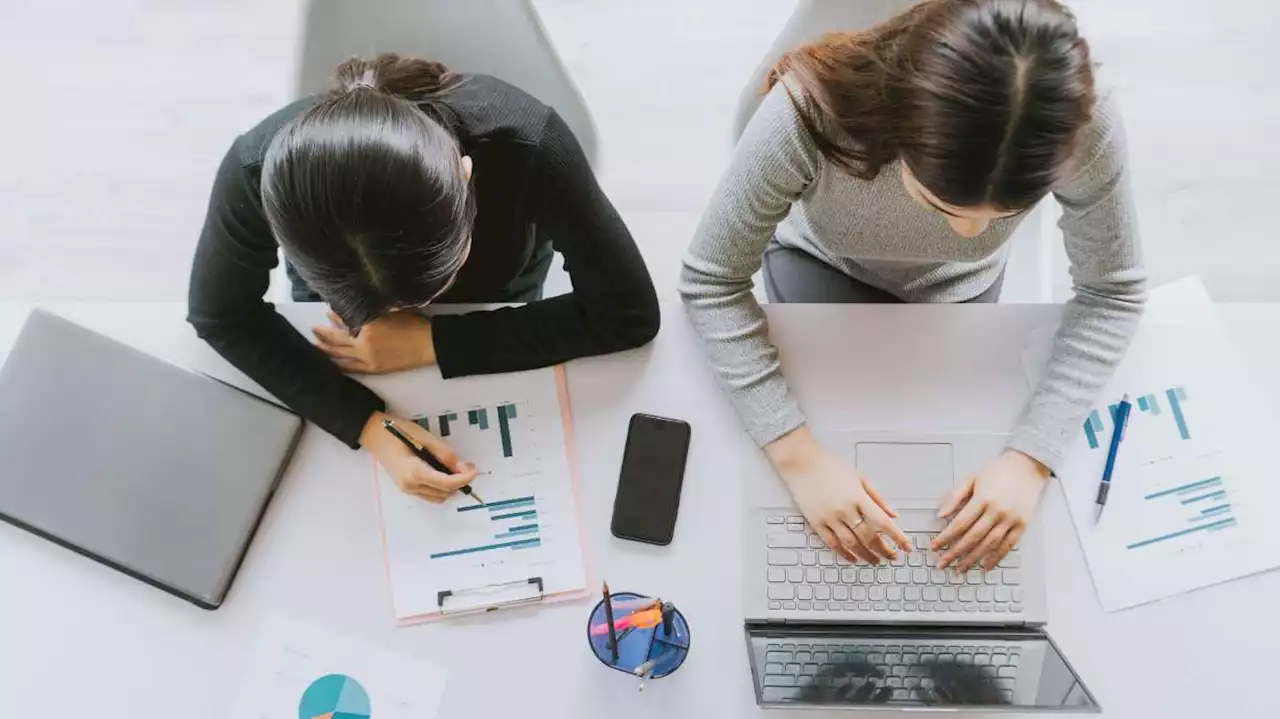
[1007,96,1148,472]
[430,109,660,376]
[678,81,822,446]
[187,141,385,448]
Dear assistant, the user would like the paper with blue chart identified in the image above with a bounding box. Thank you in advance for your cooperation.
[231,615,446,719]
[363,365,588,623]
[1023,277,1280,611]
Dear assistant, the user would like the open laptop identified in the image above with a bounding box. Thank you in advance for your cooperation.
[744,431,1098,711]
[0,310,303,609]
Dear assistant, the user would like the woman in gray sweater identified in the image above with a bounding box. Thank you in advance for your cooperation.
[680,0,1145,571]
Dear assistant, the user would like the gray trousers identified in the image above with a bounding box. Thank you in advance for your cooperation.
[762,243,1005,304]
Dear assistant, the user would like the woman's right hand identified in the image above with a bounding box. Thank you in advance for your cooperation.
[359,411,478,503]
[766,426,911,565]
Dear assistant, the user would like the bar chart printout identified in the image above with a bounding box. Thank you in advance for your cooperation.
[1127,474,1235,550]
[1026,278,1280,613]
[372,366,586,622]
[413,403,521,458]
[1083,385,1192,450]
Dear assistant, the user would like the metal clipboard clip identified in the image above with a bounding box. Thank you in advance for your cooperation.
[437,577,545,616]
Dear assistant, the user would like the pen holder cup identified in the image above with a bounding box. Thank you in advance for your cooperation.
[586,591,690,680]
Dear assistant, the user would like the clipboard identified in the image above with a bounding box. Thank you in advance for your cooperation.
[370,365,593,624]
[437,577,545,616]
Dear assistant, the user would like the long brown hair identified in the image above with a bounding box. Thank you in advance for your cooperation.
[769,0,1096,210]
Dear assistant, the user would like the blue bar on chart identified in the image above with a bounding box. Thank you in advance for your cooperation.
[491,510,537,521]
[1180,490,1226,504]
[467,408,490,430]
[1125,517,1236,550]
[1143,476,1222,500]
[1131,475,1235,550]
[495,524,540,539]
[1083,409,1104,450]
[1137,393,1161,415]
[497,403,518,458]
[457,495,536,513]
[1166,386,1191,440]
[429,537,541,560]
[437,412,458,438]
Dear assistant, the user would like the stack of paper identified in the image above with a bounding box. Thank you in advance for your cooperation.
[1023,277,1280,611]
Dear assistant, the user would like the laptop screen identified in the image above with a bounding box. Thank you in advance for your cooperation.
[747,624,1098,711]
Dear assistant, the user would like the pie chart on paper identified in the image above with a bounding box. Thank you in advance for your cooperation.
[298,673,372,719]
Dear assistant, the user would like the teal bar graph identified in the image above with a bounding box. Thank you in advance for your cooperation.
[429,537,540,560]
[1083,410,1103,449]
[1085,386,1190,450]
[419,404,515,455]
[1126,517,1236,550]
[491,510,537,521]
[437,411,457,438]
[1180,490,1226,504]
[1144,476,1221,499]
[1135,474,1236,548]
[1137,393,1161,416]
[1166,387,1190,440]
[497,403,517,458]
[457,495,536,513]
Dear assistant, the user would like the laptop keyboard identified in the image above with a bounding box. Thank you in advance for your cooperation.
[760,640,1020,704]
[765,515,1025,614]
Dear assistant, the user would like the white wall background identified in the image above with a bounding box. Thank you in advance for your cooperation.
[2,0,1276,302]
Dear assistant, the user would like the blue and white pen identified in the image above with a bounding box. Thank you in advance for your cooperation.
[1095,393,1132,521]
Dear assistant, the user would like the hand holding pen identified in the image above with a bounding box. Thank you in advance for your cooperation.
[358,411,482,504]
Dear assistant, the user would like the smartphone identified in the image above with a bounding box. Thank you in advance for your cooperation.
[610,413,692,546]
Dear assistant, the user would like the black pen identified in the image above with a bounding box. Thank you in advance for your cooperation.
[382,419,484,505]
[603,581,620,665]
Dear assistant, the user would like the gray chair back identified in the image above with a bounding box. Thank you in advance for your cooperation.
[295,0,598,166]
[732,0,921,143]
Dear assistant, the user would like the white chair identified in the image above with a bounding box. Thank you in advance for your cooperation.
[733,0,1052,302]
[273,0,595,303]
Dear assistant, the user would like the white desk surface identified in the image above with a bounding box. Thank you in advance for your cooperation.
[0,301,1276,718]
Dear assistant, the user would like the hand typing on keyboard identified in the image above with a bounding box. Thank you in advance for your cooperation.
[766,427,912,564]
[933,449,1050,572]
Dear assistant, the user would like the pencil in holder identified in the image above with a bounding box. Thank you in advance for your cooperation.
[586,590,690,684]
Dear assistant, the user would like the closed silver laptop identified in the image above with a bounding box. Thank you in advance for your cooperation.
[0,310,303,609]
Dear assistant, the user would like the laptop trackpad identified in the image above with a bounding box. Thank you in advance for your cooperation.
[855,442,954,500]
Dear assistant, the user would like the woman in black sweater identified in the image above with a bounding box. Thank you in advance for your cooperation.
[188,54,659,502]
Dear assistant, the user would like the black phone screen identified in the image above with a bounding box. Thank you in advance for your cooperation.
[610,414,691,545]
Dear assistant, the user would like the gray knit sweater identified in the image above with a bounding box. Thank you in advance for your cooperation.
[679,80,1146,472]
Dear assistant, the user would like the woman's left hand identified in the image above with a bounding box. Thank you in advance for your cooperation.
[931,450,1051,572]
[312,310,436,374]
